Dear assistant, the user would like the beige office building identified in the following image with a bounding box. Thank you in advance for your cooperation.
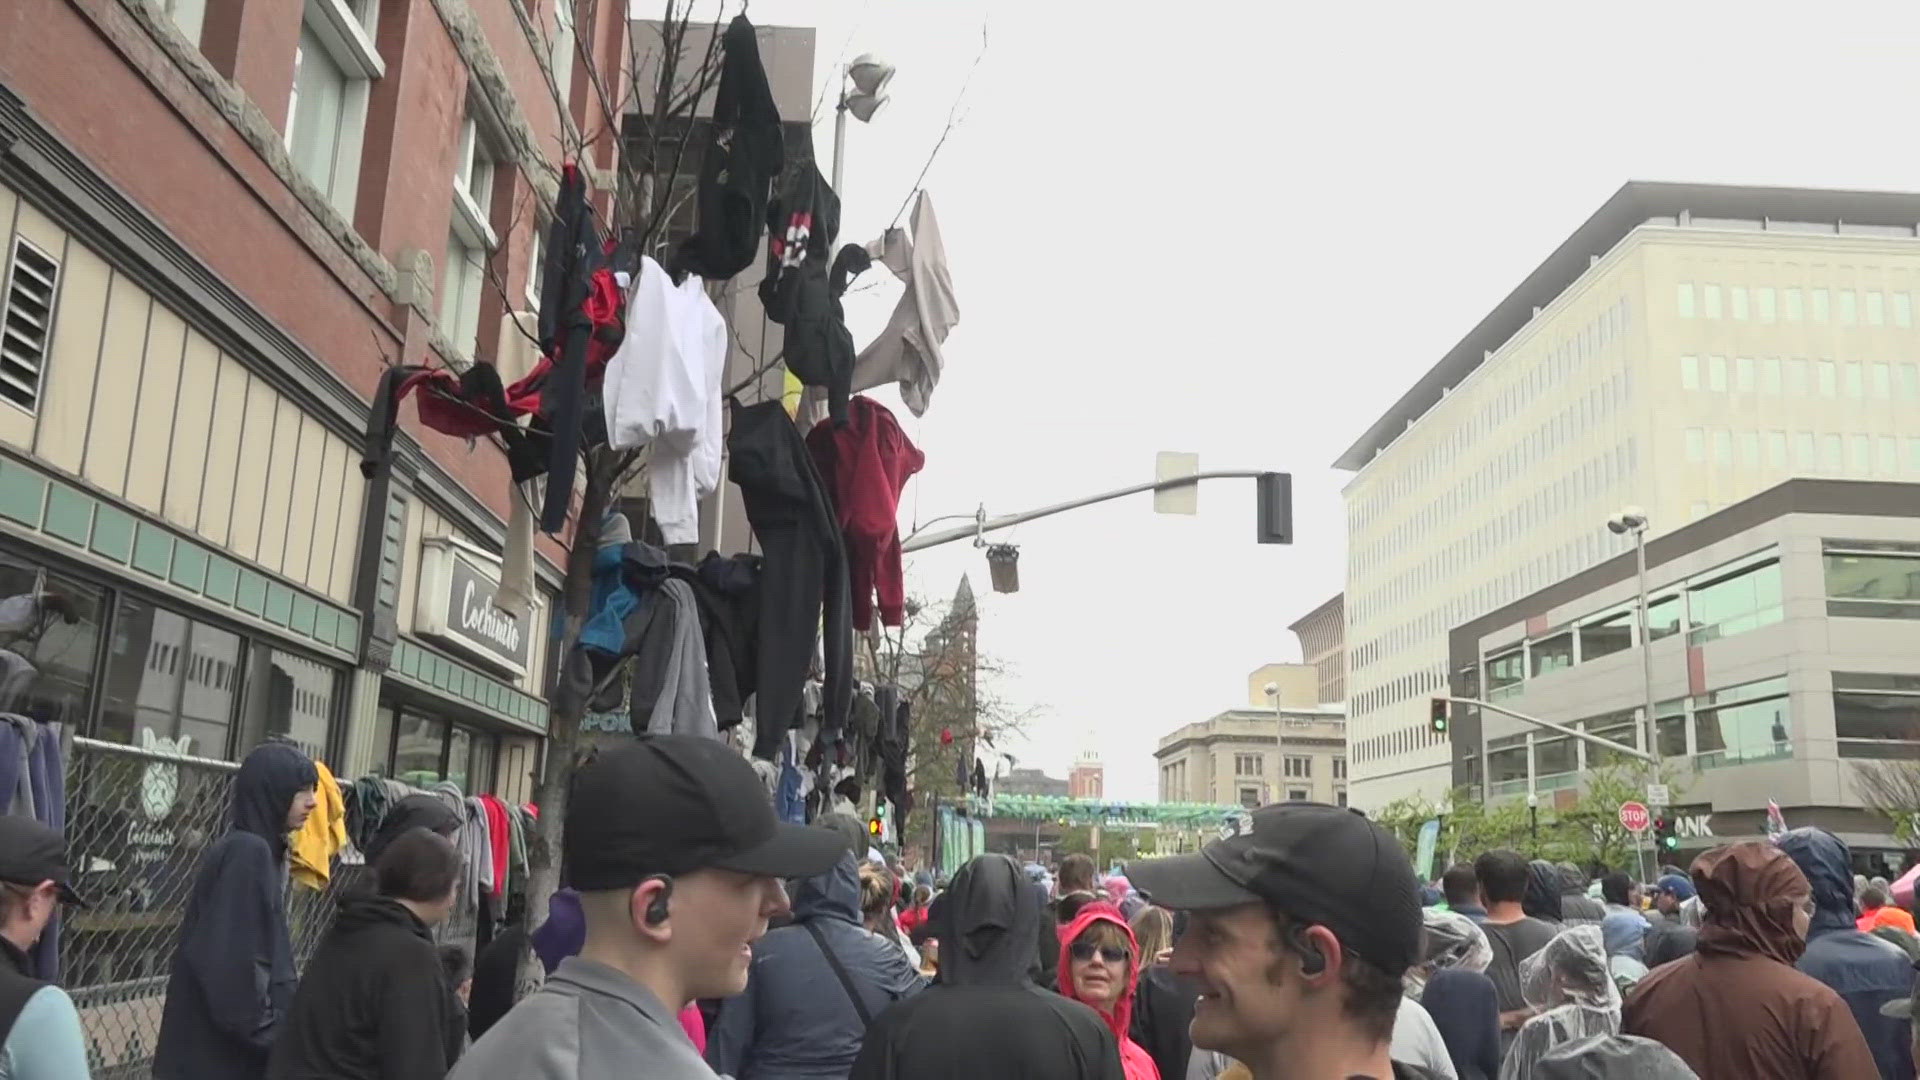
[1290,593,1345,705]
[1156,665,1347,808]
[1338,182,1920,809]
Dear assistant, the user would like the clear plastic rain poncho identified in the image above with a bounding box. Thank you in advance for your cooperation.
[1499,925,1622,1080]
[1403,908,1493,998]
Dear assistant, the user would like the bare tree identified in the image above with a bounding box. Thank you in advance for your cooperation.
[1853,759,1920,843]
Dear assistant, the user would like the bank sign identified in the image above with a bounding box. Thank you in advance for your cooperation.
[416,539,531,678]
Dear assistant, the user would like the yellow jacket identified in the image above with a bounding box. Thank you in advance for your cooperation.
[290,759,346,890]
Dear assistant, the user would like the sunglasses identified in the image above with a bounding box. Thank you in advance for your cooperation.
[1070,943,1129,964]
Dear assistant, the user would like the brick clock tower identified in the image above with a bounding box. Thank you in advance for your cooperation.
[1069,750,1104,799]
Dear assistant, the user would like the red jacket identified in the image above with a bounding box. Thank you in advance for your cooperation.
[808,396,924,630]
[1058,903,1160,1080]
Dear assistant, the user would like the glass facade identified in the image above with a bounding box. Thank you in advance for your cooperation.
[1685,560,1782,644]
[1833,673,1920,759]
[375,701,503,795]
[1826,546,1920,618]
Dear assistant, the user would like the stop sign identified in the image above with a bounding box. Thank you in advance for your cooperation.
[1619,801,1651,833]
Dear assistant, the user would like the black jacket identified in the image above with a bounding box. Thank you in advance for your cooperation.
[0,936,43,1048]
[848,855,1125,1080]
[534,163,600,533]
[266,895,463,1079]
[1127,966,1193,1080]
[154,742,318,1080]
[758,164,869,424]
[361,793,461,865]
[673,15,784,281]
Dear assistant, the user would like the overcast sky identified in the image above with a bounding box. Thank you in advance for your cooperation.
[726,0,1920,801]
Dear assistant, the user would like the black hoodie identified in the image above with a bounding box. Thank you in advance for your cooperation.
[154,741,317,1080]
[848,854,1125,1080]
[266,894,464,1079]
[362,793,462,865]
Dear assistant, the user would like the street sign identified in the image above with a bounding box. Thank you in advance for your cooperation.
[1646,783,1671,808]
[1619,801,1651,833]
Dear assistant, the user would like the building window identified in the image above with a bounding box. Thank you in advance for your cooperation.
[524,227,543,309]
[393,712,448,784]
[1817,360,1837,397]
[1822,434,1844,473]
[1684,428,1705,464]
[1693,677,1790,769]
[1286,788,1309,802]
[1761,357,1782,395]
[99,599,243,761]
[441,115,500,358]
[1680,355,1699,390]
[1686,558,1782,644]
[546,0,575,113]
[1757,286,1776,321]
[1844,362,1865,399]
[1868,290,1886,325]
[1703,284,1722,319]
[1840,290,1859,325]
[1825,546,1920,617]
[1536,735,1576,783]
[1812,288,1831,322]
[1648,593,1682,640]
[238,648,342,762]
[285,0,381,218]
[1897,293,1914,328]
[1730,286,1749,320]
[162,0,208,45]
[1530,633,1573,677]
[1787,358,1810,396]
[1234,753,1261,777]
[1903,365,1920,401]
[1239,786,1261,808]
[1735,356,1755,392]
[1332,757,1346,780]
[1833,674,1920,758]
[1584,712,1641,768]
[1712,429,1732,466]
[1284,756,1312,778]
[0,550,105,728]
[1336,789,1347,807]
[1676,283,1695,319]
[1784,288,1804,321]
[1578,607,1633,661]
[1486,649,1524,698]
[1707,355,1728,392]
[1767,430,1788,467]
[1880,437,1899,476]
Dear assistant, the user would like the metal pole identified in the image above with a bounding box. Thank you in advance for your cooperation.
[1634,526,1658,773]
[1441,697,1655,763]
[902,470,1272,552]
[831,86,848,194]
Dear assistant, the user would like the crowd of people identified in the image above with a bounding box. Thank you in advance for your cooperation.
[4,735,1920,1078]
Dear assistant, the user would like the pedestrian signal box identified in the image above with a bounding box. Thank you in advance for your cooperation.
[1652,814,1679,852]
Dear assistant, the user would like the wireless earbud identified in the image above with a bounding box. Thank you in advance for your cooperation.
[1290,924,1327,976]
[641,875,674,927]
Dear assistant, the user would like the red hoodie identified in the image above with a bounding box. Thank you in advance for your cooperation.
[807,396,925,630]
[1058,902,1161,1080]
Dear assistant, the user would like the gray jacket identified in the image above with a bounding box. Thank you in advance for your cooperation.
[448,958,714,1080]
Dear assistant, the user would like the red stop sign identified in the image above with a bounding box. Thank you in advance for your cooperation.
[1619,801,1651,833]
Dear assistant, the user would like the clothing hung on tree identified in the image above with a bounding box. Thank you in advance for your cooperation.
[807,396,924,630]
[288,759,346,890]
[0,715,63,980]
[671,14,784,281]
[759,162,870,424]
[849,191,957,417]
[727,398,851,759]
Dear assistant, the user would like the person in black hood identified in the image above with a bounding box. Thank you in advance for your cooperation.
[1523,860,1566,925]
[848,853,1125,1080]
[1556,862,1605,923]
[268,827,466,1079]
[155,741,318,1080]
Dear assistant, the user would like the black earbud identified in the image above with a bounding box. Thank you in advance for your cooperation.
[642,875,674,927]
[1290,924,1327,976]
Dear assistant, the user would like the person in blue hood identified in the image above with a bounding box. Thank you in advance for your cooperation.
[707,837,925,1079]
[1776,826,1915,1080]
[154,741,318,1080]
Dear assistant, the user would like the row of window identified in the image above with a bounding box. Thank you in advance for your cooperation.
[1229,753,1342,779]
[1677,283,1917,328]
[1352,719,1448,765]
[1679,355,1920,399]
[1352,295,1634,533]
[1682,428,1920,479]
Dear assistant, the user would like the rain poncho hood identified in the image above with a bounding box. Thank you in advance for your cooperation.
[792,850,864,924]
[1058,902,1156,1080]
[1525,860,1565,923]
[1693,841,1808,966]
[1599,912,1647,961]
[1501,926,1621,1080]
[1774,827,1859,935]
[931,853,1038,987]
[229,741,318,855]
[1404,908,1492,998]
[1534,1034,1700,1079]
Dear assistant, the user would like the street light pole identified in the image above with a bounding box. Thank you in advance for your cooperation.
[1610,508,1658,883]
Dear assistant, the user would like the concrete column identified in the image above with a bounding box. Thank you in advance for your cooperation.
[340,667,385,777]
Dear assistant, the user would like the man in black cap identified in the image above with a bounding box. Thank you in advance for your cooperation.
[452,734,845,1080]
[0,814,90,1077]
[1126,803,1438,1080]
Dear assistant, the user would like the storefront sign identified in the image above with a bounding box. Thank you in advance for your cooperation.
[417,540,531,678]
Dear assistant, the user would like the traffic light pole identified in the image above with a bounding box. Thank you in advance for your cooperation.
[900,470,1288,552]
[1436,697,1657,764]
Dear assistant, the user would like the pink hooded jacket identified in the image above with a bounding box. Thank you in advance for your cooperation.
[1058,902,1161,1080]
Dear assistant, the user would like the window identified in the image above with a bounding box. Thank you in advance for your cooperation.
[99,600,243,760]
[1787,358,1810,396]
[1686,559,1782,644]
[1896,293,1913,328]
[440,235,486,358]
[1536,735,1575,781]
[1851,435,1872,476]
[1680,355,1699,390]
[1825,548,1920,617]
[1584,712,1641,768]
[523,228,543,309]
[161,0,208,44]
[1336,789,1347,807]
[1735,356,1755,392]
[1729,286,1749,320]
[1694,678,1790,768]
[1761,357,1782,395]
[1656,700,1688,758]
[1707,355,1727,391]
[1796,431,1816,469]
[1286,788,1309,802]
[1487,649,1525,696]
[1844,362,1864,399]
[1579,608,1633,661]
[1868,290,1886,325]
[1234,753,1261,777]
[1676,283,1695,318]
[1239,786,1262,809]
[1873,362,1893,399]
[1840,290,1858,325]
[546,0,575,114]
[1757,287,1776,321]
[1784,288,1804,321]
[1703,284,1722,319]
[1767,430,1788,467]
[238,648,341,762]
[1902,365,1920,400]
[1817,360,1837,397]
[1834,674,1920,758]
[1812,288,1830,322]
[1684,428,1705,463]
[441,114,500,358]
[1284,756,1312,778]
[1531,633,1573,676]
[0,238,59,414]
[286,0,381,218]
[1648,593,1682,640]
[1738,430,1759,466]
[0,551,105,728]
[1332,757,1346,780]
[1822,434,1844,472]
[1712,429,1732,465]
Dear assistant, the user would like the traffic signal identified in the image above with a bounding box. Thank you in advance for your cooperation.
[868,816,884,839]
[1429,697,1450,735]
[1652,814,1678,853]
[1256,472,1293,544]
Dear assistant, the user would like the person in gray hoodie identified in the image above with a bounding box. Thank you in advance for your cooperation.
[707,848,925,1078]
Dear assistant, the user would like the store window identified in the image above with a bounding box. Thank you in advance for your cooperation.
[394,713,448,785]
[98,599,242,761]
[239,648,341,762]
[0,550,106,728]
[378,706,501,793]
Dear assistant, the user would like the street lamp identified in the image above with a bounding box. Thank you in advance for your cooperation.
[1265,682,1286,802]
[1606,508,1655,767]
[833,53,896,194]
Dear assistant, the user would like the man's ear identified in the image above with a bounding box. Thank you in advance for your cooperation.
[632,876,674,942]
[1297,924,1344,987]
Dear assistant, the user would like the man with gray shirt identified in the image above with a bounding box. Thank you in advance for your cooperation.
[450,735,844,1080]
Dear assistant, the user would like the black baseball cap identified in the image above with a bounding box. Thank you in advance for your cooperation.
[565,735,846,889]
[1126,802,1420,974]
[0,815,86,907]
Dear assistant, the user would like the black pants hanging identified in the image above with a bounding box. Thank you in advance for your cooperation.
[727,400,851,758]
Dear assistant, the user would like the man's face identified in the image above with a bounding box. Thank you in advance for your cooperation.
[1628,884,1644,908]
[1655,890,1680,914]
[1169,904,1299,1057]
[286,787,318,832]
[668,869,791,999]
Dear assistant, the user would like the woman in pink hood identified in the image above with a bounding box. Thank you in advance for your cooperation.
[1058,901,1160,1080]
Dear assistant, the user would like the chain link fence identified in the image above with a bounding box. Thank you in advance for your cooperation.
[61,736,355,1079]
